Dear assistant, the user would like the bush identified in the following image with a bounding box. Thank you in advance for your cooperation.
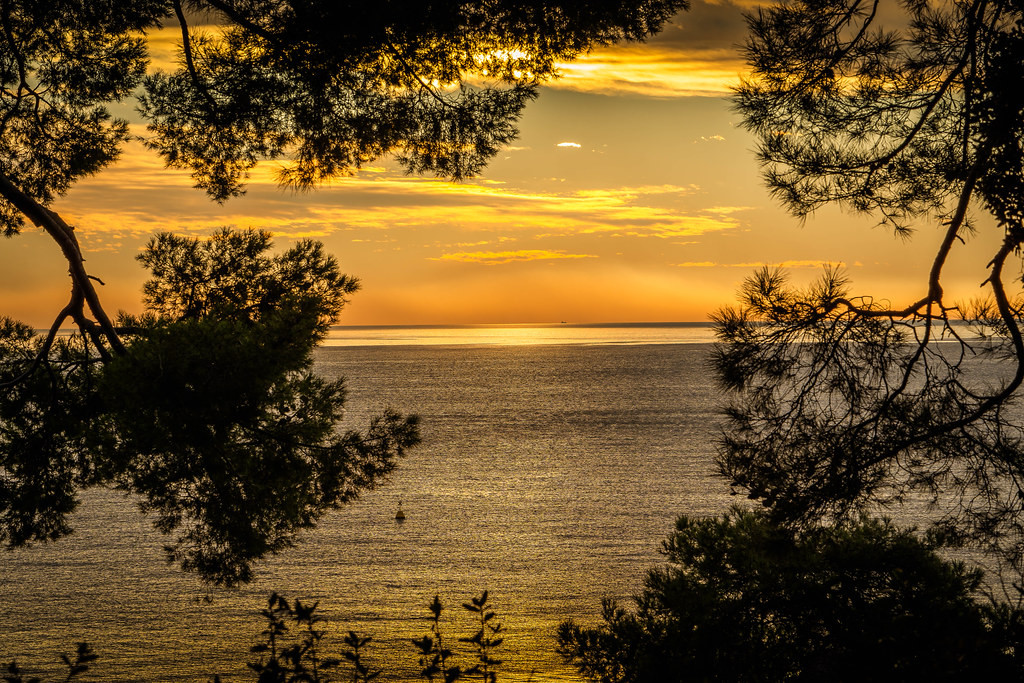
[557,508,1024,682]
[5,592,504,683]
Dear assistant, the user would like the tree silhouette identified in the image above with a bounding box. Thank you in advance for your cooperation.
[142,0,690,200]
[719,0,1024,580]
[0,0,687,584]
[558,509,1024,682]
[2,226,421,586]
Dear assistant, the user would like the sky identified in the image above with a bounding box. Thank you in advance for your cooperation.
[0,0,1007,327]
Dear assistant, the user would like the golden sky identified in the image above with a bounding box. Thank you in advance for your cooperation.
[0,1,1004,327]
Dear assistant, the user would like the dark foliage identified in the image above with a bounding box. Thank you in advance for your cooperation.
[139,0,688,200]
[0,0,686,583]
[4,643,97,683]
[1,228,420,585]
[0,0,166,235]
[7,591,505,682]
[558,508,1024,682]
[237,591,504,682]
[413,592,504,683]
[723,0,1024,578]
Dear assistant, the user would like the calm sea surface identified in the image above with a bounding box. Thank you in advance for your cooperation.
[2,325,733,681]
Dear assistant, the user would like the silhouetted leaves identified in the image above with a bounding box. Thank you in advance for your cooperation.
[0,0,165,234]
[138,1,688,200]
[219,591,501,682]
[0,228,419,585]
[0,0,688,585]
[559,509,1024,682]
[0,322,104,547]
[725,0,1024,580]
[414,593,504,683]
[4,642,96,683]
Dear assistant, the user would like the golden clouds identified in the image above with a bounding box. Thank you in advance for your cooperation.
[674,260,850,268]
[552,47,743,97]
[432,250,598,265]
[58,143,744,246]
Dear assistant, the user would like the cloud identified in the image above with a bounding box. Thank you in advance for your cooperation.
[432,250,598,265]
[58,146,743,243]
[552,47,744,97]
[556,142,582,148]
[673,260,850,268]
[540,1,753,97]
[655,1,755,50]
[142,3,748,102]
[702,205,756,215]
[144,5,746,102]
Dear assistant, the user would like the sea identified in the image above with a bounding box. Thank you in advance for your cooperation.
[1,324,736,681]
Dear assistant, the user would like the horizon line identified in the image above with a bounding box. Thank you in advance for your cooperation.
[332,321,714,330]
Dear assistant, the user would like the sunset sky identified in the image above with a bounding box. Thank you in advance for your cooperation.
[0,0,1005,327]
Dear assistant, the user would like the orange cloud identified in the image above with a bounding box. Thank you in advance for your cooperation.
[432,250,598,265]
[142,20,743,99]
[673,260,850,268]
[552,47,744,97]
[57,144,743,243]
